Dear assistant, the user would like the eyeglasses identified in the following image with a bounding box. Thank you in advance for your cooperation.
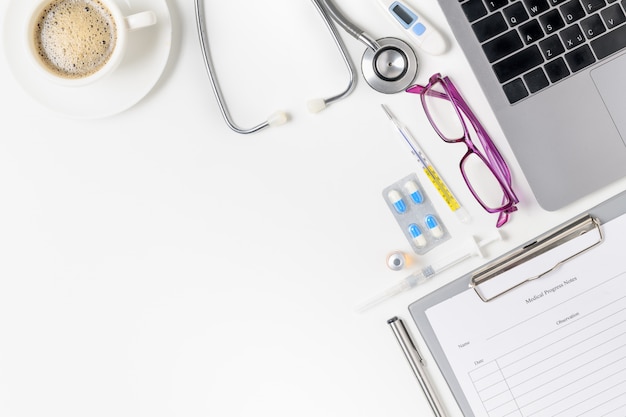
[406,73,519,228]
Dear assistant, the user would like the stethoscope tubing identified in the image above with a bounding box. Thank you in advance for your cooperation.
[195,0,358,134]
[318,0,381,52]
[194,0,269,134]
[310,0,357,107]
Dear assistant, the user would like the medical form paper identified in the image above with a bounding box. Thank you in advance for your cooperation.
[424,212,626,417]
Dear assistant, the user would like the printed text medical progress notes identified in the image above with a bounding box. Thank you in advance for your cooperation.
[425,213,626,417]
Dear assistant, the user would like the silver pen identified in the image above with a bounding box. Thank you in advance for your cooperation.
[388,316,447,417]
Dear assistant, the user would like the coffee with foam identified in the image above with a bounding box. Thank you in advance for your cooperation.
[32,0,117,79]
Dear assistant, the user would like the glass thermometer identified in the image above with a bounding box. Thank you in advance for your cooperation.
[382,104,470,223]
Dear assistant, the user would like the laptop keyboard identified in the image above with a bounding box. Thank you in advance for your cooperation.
[460,0,626,103]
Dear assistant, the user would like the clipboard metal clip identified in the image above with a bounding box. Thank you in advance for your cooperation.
[470,216,604,302]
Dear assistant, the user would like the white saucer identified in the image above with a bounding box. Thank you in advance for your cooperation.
[2,0,172,119]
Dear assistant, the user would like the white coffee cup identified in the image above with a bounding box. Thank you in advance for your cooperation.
[26,0,157,86]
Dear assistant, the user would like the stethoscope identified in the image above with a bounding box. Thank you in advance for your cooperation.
[319,0,418,95]
[195,0,418,134]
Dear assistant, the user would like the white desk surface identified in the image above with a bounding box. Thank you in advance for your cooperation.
[2,0,626,416]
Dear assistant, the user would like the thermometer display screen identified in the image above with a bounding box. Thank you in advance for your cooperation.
[392,4,415,25]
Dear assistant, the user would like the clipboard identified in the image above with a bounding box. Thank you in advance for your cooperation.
[407,190,626,417]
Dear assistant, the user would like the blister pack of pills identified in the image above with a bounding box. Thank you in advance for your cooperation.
[382,172,450,254]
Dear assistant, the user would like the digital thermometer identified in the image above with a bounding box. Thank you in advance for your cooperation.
[377,0,447,55]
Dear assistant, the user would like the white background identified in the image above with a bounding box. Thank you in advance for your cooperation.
[2,0,626,416]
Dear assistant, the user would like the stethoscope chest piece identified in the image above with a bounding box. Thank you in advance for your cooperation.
[362,37,418,94]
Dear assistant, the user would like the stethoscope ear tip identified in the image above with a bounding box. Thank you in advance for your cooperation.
[307,98,327,114]
[268,111,289,127]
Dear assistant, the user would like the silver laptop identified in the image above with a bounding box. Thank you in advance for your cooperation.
[437,0,626,210]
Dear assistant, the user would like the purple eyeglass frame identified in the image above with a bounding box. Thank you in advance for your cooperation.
[406,73,519,227]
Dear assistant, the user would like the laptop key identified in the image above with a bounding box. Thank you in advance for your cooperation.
[580,14,607,39]
[473,12,508,42]
[520,20,545,43]
[539,9,566,34]
[483,30,525,62]
[539,34,566,59]
[502,78,529,103]
[580,0,607,13]
[485,0,509,11]
[560,1,586,23]
[601,4,626,29]
[504,2,530,26]
[523,0,550,16]
[462,0,488,22]
[524,67,550,93]
[492,45,544,82]
[561,24,585,48]
[591,20,626,58]
[544,56,571,82]
[564,44,596,71]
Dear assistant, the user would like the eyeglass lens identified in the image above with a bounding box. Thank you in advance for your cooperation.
[423,82,465,141]
[462,152,511,211]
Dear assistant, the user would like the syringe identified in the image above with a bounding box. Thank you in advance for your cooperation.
[381,104,470,223]
[357,231,502,313]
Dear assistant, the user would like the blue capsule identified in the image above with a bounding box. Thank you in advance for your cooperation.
[425,214,444,238]
[408,223,427,247]
[404,180,424,204]
[387,189,407,214]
